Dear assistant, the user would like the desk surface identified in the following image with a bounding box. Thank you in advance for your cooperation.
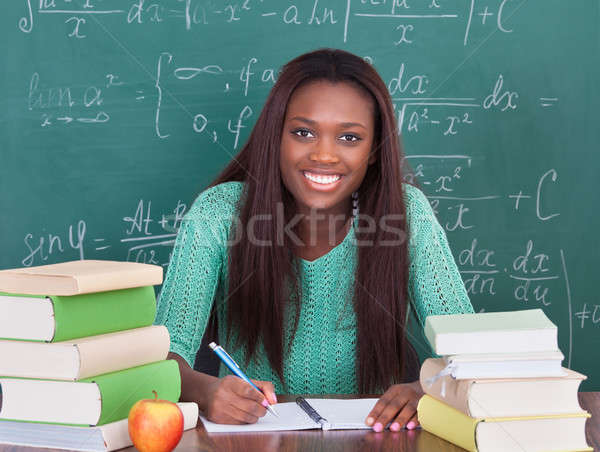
[1,393,599,452]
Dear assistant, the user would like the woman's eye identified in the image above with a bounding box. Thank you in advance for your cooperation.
[340,134,360,142]
[292,129,314,138]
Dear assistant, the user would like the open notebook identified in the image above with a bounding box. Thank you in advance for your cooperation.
[200,398,379,433]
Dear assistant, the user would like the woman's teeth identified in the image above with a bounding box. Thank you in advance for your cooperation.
[303,171,341,184]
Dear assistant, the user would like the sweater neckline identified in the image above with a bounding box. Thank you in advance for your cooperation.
[298,215,357,267]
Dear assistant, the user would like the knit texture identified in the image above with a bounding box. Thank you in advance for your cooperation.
[154,181,474,394]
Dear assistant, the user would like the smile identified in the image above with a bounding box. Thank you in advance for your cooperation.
[302,171,342,185]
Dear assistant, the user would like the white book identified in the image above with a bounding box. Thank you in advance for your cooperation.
[200,398,378,433]
[424,309,558,355]
[0,402,198,452]
[444,350,566,379]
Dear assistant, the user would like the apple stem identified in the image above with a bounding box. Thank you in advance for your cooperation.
[152,390,158,401]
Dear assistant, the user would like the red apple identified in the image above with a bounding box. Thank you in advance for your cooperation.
[128,390,184,452]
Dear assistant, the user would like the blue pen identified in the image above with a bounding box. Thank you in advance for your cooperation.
[209,342,279,417]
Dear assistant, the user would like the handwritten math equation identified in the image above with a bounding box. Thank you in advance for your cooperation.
[27,59,557,146]
[21,0,517,46]
[21,198,187,269]
[21,1,556,146]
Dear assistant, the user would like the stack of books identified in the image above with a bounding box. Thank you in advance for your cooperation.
[417,309,592,452]
[0,260,198,452]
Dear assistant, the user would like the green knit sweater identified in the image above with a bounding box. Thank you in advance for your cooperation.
[154,181,474,394]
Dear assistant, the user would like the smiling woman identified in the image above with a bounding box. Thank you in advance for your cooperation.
[280,81,377,260]
[154,48,474,432]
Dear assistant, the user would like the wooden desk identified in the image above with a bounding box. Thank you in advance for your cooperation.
[1,393,599,452]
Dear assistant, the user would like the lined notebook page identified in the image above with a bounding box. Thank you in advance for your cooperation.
[200,398,378,433]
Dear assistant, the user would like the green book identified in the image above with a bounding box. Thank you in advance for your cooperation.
[424,309,558,355]
[0,286,156,342]
[0,360,181,426]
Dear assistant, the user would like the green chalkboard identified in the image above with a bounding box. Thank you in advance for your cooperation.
[1,1,599,389]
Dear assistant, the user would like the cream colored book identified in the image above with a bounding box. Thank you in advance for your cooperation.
[417,394,592,452]
[420,358,586,418]
[0,402,198,452]
[0,260,163,296]
[0,325,170,380]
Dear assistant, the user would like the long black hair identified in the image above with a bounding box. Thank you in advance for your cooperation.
[209,48,414,392]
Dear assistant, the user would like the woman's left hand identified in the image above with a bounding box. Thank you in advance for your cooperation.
[365,380,424,432]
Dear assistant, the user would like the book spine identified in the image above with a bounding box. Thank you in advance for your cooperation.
[84,360,181,426]
[417,395,479,452]
[76,325,170,379]
[75,264,163,294]
[51,286,156,342]
[420,358,472,415]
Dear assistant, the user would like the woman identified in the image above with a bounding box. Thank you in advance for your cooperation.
[155,48,474,432]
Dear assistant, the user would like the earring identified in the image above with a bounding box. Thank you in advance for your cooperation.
[352,191,359,218]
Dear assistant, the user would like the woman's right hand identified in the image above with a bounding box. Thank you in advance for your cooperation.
[203,375,278,424]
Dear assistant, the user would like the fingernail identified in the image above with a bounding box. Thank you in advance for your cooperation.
[366,417,374,426]
[261,400,269,408]
[390,422,400,432]
[373,422,383,432]
[273,394,278,403]
[406,421,416,430]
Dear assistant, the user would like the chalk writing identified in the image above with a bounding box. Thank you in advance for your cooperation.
[6,0,595,388]
[19,0,522,48]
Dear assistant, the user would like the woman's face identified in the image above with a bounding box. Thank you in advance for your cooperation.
[280,80,376,215]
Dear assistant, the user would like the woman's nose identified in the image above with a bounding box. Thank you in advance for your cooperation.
[309,139,339,163]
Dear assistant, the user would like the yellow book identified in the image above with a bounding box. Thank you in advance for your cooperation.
[417,395,592,452]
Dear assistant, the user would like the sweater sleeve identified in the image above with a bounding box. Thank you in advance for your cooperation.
[404,184,475,327]
[154,182,243,368]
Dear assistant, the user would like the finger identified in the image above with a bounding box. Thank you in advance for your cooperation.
[206,401,260,425]
[405,412,420,430]
[365,397,389,427]
[389,402,417,432]
[252,380,277,405]
[223,400,262,424]
[207,410,248,425]
[227,377,265,404]
[235,395,268,419]
[373,397,409,432]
